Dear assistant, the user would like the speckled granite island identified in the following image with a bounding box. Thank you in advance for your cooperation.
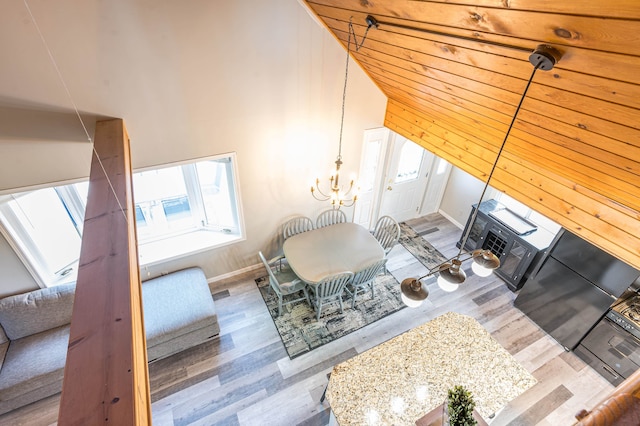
[326,312,537,425]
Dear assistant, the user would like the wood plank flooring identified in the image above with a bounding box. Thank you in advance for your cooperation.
[0,213,615,426]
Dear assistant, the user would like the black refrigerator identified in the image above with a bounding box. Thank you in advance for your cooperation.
[514,229,640,350]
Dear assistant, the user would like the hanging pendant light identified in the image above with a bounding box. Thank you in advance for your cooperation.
[311,16,378,209]
[399,44,562,307]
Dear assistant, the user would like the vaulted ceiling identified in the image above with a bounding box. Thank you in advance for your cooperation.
[302,0,640,268]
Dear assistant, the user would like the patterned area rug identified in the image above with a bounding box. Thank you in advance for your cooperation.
[397,222,449,270]
[256,272,405,359]
[256,222,448,359]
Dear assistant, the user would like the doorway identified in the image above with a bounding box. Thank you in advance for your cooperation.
[354,128,451,227]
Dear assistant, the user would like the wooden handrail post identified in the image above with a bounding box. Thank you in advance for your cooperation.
[58,119,151,425]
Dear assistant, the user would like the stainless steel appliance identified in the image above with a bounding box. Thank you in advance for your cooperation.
[574,294,640,385]
[515,229,640,351]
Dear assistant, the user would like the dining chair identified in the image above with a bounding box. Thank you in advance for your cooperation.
[372,216,400,274]
[345,258,388,308]
[307,271,354,321]
[258,251,310,317]
[283,216,314,240]
[316,209,347,228]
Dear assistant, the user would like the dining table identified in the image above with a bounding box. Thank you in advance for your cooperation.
[282,222,385,284]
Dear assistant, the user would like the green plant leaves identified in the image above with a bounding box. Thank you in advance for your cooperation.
[447,385,477,426]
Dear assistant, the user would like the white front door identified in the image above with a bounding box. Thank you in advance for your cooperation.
[353,128,389,228]
[378,134,433,222]
[420,156,452,215]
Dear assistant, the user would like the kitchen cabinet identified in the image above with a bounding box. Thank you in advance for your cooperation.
[457,200,557,291]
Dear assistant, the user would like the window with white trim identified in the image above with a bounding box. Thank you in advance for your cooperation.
[495,193,561,235]
[0,153,244,287]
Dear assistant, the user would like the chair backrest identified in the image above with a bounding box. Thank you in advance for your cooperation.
[316,209,347,228]
[373,215,401,253]
[283,216,314,240]
[351,258,388,287]
[314,271,353,298]
[258,251,282,296]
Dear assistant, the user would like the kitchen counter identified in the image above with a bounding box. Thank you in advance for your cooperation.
[326,312,537,425]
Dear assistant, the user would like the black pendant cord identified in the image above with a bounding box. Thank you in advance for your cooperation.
[336,17,374,161]
[455,60,543,260]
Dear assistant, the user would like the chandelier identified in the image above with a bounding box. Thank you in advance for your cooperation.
[400,44,562,307]
[311,16,378,209]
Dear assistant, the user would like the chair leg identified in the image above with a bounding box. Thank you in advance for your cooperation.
[303,287,311,306]
[351,286,359,309]
[277,295,283,317]
[339,296,344,314]
[316,300,322,321]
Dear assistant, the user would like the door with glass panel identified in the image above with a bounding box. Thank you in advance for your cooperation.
[378,134,433,222]
[353,128,389,228]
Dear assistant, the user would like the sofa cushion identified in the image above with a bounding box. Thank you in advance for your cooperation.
[0,325,69,401]
[0,324,7,345]
[0,283,75,340]
[142,267,217,348]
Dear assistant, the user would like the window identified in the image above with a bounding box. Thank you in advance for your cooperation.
[496,193,561,235]
[0,154,244,287]
[395,142,423,183]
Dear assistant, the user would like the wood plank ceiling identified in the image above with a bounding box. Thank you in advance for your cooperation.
[302,0,640,269]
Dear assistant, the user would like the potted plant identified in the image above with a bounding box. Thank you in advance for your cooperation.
[446,385,477,426]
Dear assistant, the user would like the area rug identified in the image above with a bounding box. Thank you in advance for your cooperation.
[398,221,449,270]
[256,222,448,359]
[256,271,406,359]
[327,312,538,424]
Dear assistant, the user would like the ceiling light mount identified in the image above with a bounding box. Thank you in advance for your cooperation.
[529,44,561,70]
[365,15,379,29]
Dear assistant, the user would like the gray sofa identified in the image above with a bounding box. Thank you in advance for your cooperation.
[0,267,219,415]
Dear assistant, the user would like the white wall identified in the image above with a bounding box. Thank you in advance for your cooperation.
[0,233,37,298]
[0,0,387,293]
[439,166,499,229]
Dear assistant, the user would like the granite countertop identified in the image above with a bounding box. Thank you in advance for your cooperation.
[326,312,537,425]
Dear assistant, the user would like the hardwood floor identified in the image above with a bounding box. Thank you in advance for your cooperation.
[0,213,614,426]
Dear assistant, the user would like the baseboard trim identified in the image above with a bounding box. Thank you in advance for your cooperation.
[207,263,263,285]
[438,209,464,230]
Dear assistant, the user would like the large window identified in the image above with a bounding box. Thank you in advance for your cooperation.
[0,154,244,287]
[495,193,561,235]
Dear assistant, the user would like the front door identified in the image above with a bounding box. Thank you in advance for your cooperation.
[353,128,389,228]
[378,134,433,222]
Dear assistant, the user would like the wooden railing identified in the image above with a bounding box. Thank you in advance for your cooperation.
[58,119,151,425]
[575,369,640,425]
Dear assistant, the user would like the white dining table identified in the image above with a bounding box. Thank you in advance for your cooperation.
[282,222,385,284]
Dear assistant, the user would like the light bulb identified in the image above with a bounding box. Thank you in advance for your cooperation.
[472,261,494,277]
[437,275,460,292]
[401,292,423,308]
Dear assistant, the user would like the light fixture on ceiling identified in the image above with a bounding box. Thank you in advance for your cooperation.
[311,16,378,209]
[400,44,562,307]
